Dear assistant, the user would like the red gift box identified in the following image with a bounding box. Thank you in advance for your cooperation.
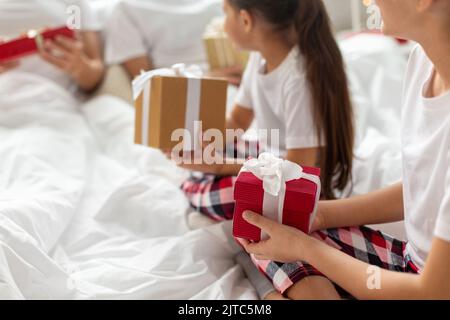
[233,161,321,242]
[0,26,75,63]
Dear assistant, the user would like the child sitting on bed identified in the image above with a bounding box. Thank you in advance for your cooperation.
[178,0,354,219]
[0,0,104,93]
[239,0,450,300]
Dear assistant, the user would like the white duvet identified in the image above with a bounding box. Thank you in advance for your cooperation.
[0,34,410,300]
[0,72,256,300]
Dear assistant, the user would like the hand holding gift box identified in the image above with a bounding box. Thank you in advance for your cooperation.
[233,153,321,242]
[0,26,75,63]
[203,17,249,71]
[133,64,228,151]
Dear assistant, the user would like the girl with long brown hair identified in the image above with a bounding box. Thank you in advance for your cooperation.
[179,0,354,298]
[181,0,354,218]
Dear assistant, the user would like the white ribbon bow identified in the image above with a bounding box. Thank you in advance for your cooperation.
[242,153,303,197]
[132,63,203,100]
[240,153,321,239]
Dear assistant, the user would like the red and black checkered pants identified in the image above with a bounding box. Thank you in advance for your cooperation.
[252,226,419,295]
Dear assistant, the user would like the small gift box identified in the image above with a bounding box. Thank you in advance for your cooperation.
[132,64,228,150]
[233,153,321,242]
[0,26,75,63]
[203,18,249,71]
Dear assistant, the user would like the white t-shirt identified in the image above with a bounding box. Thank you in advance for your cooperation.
[235,47,321,157]
[402,45,450,270]
[105,0,222,68]
[0,0,100,91]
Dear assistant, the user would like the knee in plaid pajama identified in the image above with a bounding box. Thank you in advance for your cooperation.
[252,226,419,296]
[180,141,260,221]
[181,174,237,221]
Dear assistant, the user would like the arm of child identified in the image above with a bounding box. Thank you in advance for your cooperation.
[177,158,244,176]
[179,114,321,176]
[227,104,254,131]
[0,37,20,74]
[241,211,450,300]
[177,148,318,177]
[285,148,319,168]
[312,183,404,231]
[122,55,154,79]
[176,104,254,175]
[207,65,244,87]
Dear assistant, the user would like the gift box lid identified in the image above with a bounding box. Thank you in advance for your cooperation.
[234,166,320,214]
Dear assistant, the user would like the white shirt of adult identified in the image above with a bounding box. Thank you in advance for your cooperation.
[402,45,450,270]
[104,0,223,69]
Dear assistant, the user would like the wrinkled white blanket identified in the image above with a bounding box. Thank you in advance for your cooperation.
[0,72,256,299]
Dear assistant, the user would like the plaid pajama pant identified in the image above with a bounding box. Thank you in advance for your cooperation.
[252,226,420,296]
[181,140,259,221]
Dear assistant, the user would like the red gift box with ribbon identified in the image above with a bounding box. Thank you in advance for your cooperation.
[233,153,321,242]
[0,26,75,63]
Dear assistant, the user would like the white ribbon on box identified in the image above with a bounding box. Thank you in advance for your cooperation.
[240,153,321,240]
[132,63,203,150]
[27,30,45,51]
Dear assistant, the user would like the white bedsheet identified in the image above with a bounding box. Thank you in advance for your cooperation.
[0,72,256,300]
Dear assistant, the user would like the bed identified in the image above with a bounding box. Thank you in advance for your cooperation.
[0,33,411,299]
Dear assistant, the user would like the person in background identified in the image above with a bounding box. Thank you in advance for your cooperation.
[0,0,104,93]
[180,0,354,222]
[104,0,242,84]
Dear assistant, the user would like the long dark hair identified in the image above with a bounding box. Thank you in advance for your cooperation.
[228,0,354,199]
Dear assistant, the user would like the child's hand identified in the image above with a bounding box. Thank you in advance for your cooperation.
[207,65,243,86]
[167,149,225,175]
[237,211,311,263]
